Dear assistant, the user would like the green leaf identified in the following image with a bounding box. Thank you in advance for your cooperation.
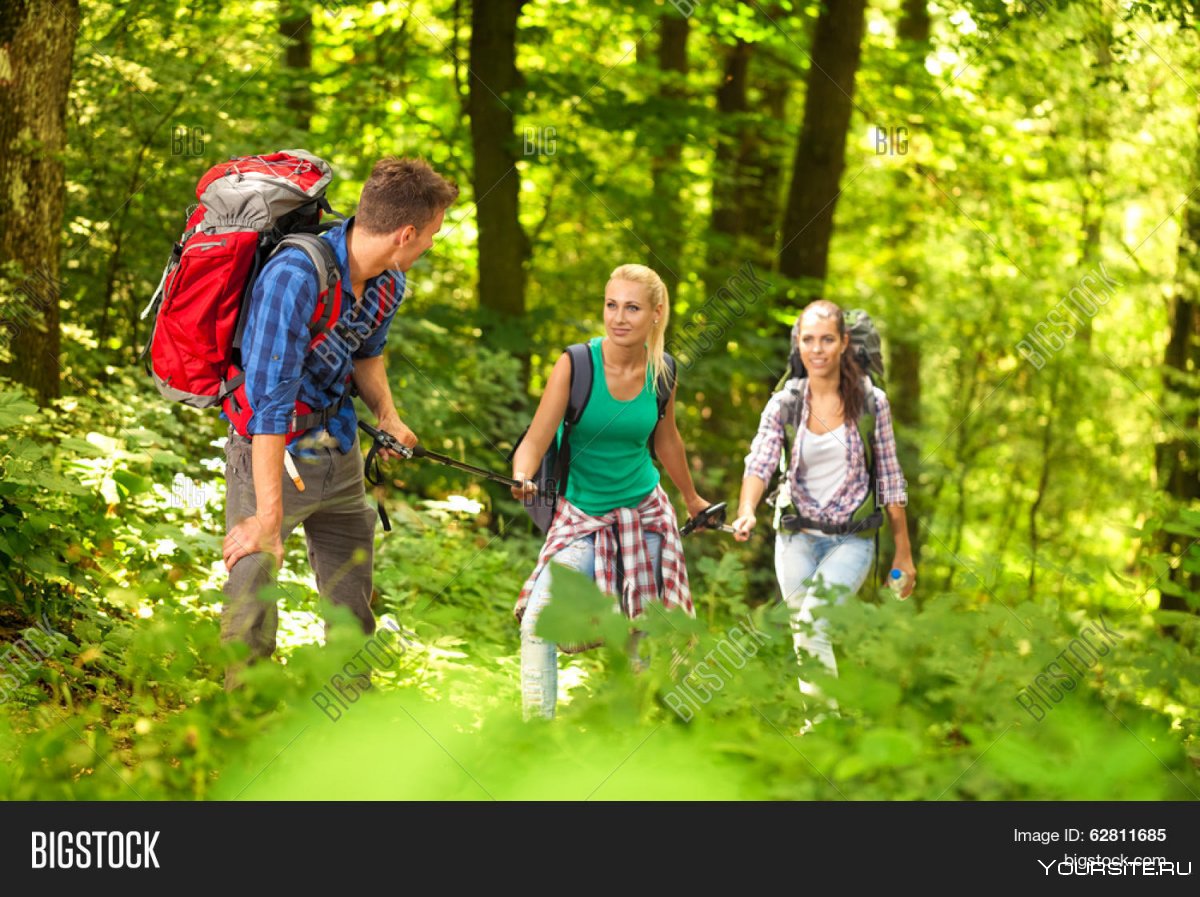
[1162,520,1200,538]
[0,391,38,427]
[536,564,630,651]
[859,728,922,769]
[111,469,153,496]
[1153,610,1200,627]
[58,437,107,457]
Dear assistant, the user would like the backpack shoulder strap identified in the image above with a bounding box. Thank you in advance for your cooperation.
[775,377,806,469]
[766,378,806,528]
[276,232,340,292]
[656,353,677,420]
[274,233,342,338]
[231,233,341,354]
[861,380,878,420]
[858,377,878,494]
[779,377,805,430]
[563,343,593,428]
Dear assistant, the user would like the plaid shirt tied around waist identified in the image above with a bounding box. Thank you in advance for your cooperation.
[514,484,693,623]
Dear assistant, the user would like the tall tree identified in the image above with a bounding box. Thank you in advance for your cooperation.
[279,1,314,131]
[742,65,788,263]
[888,0,929,430]
[468,0,529,356]
[710,0,791,276]
[710,36,789,273]
[1156,99,1200,611]
[777,0,868,299]
[649,13,689,305]
[1028,7,1113,594]
[711,37,753,268]
[889,0,931,564]
[0,0,79,403]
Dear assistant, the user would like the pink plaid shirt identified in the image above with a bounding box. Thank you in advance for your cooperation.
[743,378,908,527]
[514,484,693,622]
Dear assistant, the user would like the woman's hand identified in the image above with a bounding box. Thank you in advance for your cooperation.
[511,471,537,502]
[684,495,712,521]
[731,509,757,542]
[892,555,917,599]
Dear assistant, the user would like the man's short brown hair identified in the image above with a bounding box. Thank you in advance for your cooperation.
[356,158,459,234]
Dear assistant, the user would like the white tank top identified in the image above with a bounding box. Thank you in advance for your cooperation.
[799,424,848,509]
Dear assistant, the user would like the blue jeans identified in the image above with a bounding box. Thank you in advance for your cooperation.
[775,531,874,700]
[520,531,663,719]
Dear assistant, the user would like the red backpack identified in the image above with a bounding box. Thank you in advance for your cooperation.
[142,150,386,443]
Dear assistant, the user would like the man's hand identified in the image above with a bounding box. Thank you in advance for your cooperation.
[224,514,284,572]
[376,412,417,460]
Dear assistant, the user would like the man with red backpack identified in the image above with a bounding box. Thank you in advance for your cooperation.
[218,157,458,685]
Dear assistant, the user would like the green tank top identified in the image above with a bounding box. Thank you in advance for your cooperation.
[563,337,661,515]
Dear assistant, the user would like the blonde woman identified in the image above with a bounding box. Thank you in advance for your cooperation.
[509,264,712,719]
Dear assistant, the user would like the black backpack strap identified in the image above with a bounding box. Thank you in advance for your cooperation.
[859,381,878,493]
[656,353,677,420]
[553,343,593,496]
[859,380,881,584]
[563,343,592,427]
[648,353,678,459]
[317,195,346,220]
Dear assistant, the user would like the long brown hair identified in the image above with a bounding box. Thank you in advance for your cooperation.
[796,299,866,421]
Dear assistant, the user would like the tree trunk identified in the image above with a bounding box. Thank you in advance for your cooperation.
[710,37,751,270]
[890,0,930,429]
[649,14,689,307]
[1157,105,1200,610]
[1028,9,1112,589]
[777,0,868,299]
[710,33,789,274]
[889,0,931,564]
[468,0,529,356]
[743,73,788,262]
[279,1,314,132]
[0,0,79,404]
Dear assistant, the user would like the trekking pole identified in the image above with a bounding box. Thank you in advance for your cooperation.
[413,444,522,488]
[680,501,732,537]
[357,420,521,488]
[679,501,763,539]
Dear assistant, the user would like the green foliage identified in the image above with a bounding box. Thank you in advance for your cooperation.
[3,492,1196,799]
[0,372,223,617]
[2,0,1199,801]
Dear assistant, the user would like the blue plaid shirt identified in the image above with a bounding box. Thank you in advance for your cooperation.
[237,217,405,454]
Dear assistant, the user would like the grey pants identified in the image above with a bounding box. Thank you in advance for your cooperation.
[220,429,377,669]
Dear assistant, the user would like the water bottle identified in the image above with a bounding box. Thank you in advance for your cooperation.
[888,568,910,597]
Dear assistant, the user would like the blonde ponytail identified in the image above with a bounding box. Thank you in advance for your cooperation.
[608,263,670,393]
